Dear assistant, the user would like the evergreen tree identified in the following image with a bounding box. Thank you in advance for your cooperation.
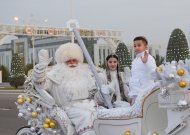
[9,54,26,88]
[0,65,9,82]
[154,54,165,66]
[24,63,33,75]
[98,62,106,69]
[115,42,132,72]
[166,28,189,62]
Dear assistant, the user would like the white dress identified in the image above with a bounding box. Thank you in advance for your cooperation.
[97,70,130,107]
[129,51,157,97]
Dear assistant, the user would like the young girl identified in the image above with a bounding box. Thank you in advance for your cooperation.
[97,54,130,107]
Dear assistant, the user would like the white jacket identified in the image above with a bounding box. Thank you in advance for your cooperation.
[129,51,157,97]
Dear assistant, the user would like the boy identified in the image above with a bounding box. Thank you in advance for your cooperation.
[128,36,157,105]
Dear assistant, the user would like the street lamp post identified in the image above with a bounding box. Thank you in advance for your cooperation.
[71,32,74,43]
[70,0,74,43]
[31,36,35,67]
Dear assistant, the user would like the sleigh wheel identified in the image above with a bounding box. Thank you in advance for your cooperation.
[16,126,38,135]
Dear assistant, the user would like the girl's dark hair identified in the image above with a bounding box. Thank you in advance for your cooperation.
[106,54,119,61]
[105,54,127,102]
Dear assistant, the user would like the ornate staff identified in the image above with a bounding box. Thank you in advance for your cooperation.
[67,20,113,108]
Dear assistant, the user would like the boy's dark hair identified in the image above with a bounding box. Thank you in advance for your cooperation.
[133,36,148,45]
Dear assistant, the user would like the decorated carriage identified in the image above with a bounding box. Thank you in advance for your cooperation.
[13,21,190,135]
[15,59,190,135]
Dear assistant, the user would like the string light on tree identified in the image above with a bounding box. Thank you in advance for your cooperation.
[115,42,132,71]
[9,53,25,88]
[166,28,189,62]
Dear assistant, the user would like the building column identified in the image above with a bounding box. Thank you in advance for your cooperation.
[94,44,99,66]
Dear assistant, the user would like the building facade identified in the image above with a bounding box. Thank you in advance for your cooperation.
[0,35,163,71]
[0,36,114,70]
[0,24,122,70]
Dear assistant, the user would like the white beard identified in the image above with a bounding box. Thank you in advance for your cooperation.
[56,64,95,101]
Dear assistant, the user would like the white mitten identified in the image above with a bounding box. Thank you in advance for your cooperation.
[32,49,52,86]
[36,49,52,70]
[101,85,109,95]
[101,84,113,95]
[34,63,48,71]
[38,49,52,65]
[32,64,47,82]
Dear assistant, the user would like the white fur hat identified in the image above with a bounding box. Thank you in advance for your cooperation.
[55,42,84,64]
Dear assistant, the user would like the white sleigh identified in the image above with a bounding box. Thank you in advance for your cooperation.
[15,23,190,135]
[94,88,168,135]
[16,77,167,135]
[16,81,170,135]
[16,65,190,135]
[94,63,190,135]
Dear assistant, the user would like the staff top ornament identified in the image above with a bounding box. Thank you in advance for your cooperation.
[66,19,79,31]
